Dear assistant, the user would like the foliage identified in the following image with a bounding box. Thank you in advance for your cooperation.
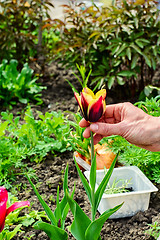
[101,96,160,183]
[68,112,90,159]
[0,59,45,106]
[0,0,54,66]
[135,95,160,117]
[42,29,60,52]
[27,153,122,240]
[0,192,47,240]
[54,0,160,97]
[146,221,160,239]
[103,176,132,194]
[0,107,72,186]
[0,225,22,240]
[66,153,122,240]
[27,164,74,240]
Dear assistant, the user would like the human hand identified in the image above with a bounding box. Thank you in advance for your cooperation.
[79,102,160,152]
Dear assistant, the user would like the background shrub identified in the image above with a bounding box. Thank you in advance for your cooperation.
[54,0,160,100]
[0,0,54,67]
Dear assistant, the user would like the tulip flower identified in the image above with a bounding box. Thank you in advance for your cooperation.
[74,87,106,122]
[0,186,30,232]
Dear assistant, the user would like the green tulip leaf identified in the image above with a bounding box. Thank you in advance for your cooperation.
[34,221,68,240]
[94,153,119,213]
[26,175,57,225]
[74,157,92,203]
[66,192,91,240]
[85,203,123,240]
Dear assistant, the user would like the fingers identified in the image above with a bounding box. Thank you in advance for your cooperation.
[79,118,90,128]
[90,122,121,136]
[83,122,122,139]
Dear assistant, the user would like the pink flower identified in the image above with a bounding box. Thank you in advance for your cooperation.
[0,186,30,232]
[74,87,106,122]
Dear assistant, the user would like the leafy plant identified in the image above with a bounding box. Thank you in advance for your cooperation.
[66,153,122,240]
[68,112,90,159]
[0,225,22,240]
[27,164,75,240]
[146,221,160,239]
[135,95,160,117]
[0,59,45,106]
[0,191,47,240]
[0,107,73,186]
[54,0,160,98]
[139,85,160,101]
[103,176,132,194]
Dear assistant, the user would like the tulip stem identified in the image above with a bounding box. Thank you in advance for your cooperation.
[90,131,95,222]
[90,131,94,165]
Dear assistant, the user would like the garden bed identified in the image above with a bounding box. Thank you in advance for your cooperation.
[4,62,160,240]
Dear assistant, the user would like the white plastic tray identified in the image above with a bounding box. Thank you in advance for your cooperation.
[84,166,158,218]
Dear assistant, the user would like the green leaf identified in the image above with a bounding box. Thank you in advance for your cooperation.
[66,192,91,240]
[85,203,123,240]
[107,76,115,89]
[94,153,119,212]
[65,79,78,93]
[126,47,131,60]
[115,43,127,56]
[143,54,152,68]
[0,121,8,136]
[131,54,139,69]
[135,39,144,48]
[117,70,136,77]
[26,175,57,225]
[117,76,125,85]
[63,164,69,193]
[6,224,22,240]
[74,157,92,203]
[34,221,68,240]
[130,43,142,55]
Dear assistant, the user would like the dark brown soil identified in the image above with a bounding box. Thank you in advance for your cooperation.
[8,62,159,240]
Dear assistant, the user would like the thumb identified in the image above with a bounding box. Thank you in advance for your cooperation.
[90,122,122,137]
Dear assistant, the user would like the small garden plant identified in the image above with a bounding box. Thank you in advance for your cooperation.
[0,59,45,106]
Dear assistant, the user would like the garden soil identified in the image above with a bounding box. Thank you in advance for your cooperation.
[9,62,159,240]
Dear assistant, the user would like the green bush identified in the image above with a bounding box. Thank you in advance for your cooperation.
[0,59,45,105]
[54,0,160,98]
[0,0,54,66]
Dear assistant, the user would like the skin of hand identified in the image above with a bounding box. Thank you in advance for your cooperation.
[79,102,160,152]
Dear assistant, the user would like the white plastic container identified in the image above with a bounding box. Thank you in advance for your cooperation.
[84,166,158,219]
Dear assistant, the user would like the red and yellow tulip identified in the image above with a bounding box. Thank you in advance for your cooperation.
[74,87,106,122]
[0,186,30,232]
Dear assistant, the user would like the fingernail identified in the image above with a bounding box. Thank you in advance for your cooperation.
[91,124,98,132]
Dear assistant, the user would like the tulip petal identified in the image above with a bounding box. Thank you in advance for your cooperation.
[88,96,104,122]
[74,92,86,119]
[83,87,94,98]
[81,92,91,120]
[6,201,30,217]
[0,187,8,232]
[95,89,106,100]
